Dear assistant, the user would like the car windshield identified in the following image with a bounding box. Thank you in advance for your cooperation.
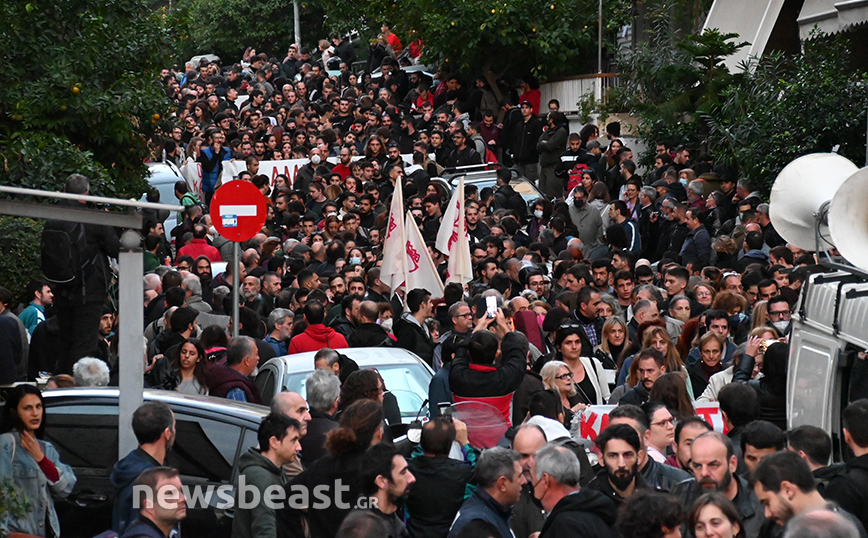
[283,363,431,420]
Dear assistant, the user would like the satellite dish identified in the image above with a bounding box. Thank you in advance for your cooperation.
[830,167,868,271]
[769,153,859,250]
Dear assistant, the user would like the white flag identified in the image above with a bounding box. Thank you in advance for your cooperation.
[379,179,407,295]
[404,212,445,299]
[436,178,464,256]
[440,177,474,284]
[179,157,204,200]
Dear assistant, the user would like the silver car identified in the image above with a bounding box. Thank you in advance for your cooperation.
[255,347,434,424]
[41,388,267,538]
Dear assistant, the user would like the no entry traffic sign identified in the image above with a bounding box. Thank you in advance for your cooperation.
[209,180,267,242]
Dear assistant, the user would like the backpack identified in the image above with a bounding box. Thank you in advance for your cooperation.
[483,146,498,165]
[41,220,91,287]
[567,162,590,193]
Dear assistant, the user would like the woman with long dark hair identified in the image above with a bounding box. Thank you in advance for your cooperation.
[0,385,76,537]
[169,338,209,395]
[289,399,385,538]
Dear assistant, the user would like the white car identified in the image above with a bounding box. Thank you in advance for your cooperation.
[255,347,434,424]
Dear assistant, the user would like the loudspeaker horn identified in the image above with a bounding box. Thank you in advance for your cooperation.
[829,167,868,271]
[769,153,859,250]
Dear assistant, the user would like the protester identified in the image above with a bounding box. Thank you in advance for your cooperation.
[0,385,76,538]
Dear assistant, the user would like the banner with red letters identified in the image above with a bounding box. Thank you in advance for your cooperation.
[576,402,725,442]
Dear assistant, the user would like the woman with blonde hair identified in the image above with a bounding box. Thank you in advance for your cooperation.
[750,300,770,332]
[619,326,687,386]
[692,281,716,310]
[687,332,726,396]
[540,361,581,427]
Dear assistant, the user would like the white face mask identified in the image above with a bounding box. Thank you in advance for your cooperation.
[311,154,322,164]
[534,210,544,219]
[772,321,790,334]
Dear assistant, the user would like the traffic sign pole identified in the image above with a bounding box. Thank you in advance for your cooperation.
[232,241,240,338]
[209,181,267,340]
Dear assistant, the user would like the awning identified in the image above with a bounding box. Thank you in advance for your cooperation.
[792,0,868,39]
[703,0,787,71]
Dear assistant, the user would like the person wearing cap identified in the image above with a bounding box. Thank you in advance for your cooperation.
[509,100,544,184]
[584,140,606,180]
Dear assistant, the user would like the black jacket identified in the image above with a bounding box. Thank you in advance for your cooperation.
[288,450,365,538]
[538,488,619,538]
[733,354,787,430]
[674,475,766,538]
[348,322,393,347]
[49,199,120,304]
[394,314,435,367]
[406,454,475,538]
[588,469,658,506]
[640,457,691,493]
[824,454,868,533]
[329,315,356,341]
[619,382,650,407]
[449,332,528,402]
[509,115,544,165]
[300,408,338,466]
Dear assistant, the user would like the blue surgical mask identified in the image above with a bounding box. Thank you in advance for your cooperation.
[534,210,544,219]
[680,178,688,187]
[350,256,362,265]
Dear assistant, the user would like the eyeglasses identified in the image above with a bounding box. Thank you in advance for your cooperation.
[455,312,473,318]
[559,322,581,330]
[652,417,676,427]
[555,372,574,381]
[769,310,791,319]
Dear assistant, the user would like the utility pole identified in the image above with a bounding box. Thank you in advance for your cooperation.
[294,0,301,47]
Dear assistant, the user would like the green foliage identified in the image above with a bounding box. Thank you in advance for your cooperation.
[0,216,42,304]
[2,132,112,194]
[318,0,631,79]
[613,25,868,194]
[188,0,327,59]
[0,0,173,198]
[705,35,868,191]
[158,1,202,64]
[609,27,747,166]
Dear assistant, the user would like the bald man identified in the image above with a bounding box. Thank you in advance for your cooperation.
[511,425,549,538]
[272,392,312,478]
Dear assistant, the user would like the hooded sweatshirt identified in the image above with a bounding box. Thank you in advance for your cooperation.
[539,488,619,538]
[111,448,161,533]
[287,323,348,354]
[232,448,287,538]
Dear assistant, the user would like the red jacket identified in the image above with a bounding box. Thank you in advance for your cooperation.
[287,324,348,354]
[178,239,222,262]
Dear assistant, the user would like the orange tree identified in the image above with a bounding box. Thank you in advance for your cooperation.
[0,0,173,197]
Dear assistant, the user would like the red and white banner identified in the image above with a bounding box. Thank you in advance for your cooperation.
[179,158,203,201]
[435,176,473,284]
[576,402,725,442]
[219,154,424,189]
[405,211,445,299]
[379,178,407,296]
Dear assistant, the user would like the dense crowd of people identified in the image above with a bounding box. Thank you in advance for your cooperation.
[2,32,868,538]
